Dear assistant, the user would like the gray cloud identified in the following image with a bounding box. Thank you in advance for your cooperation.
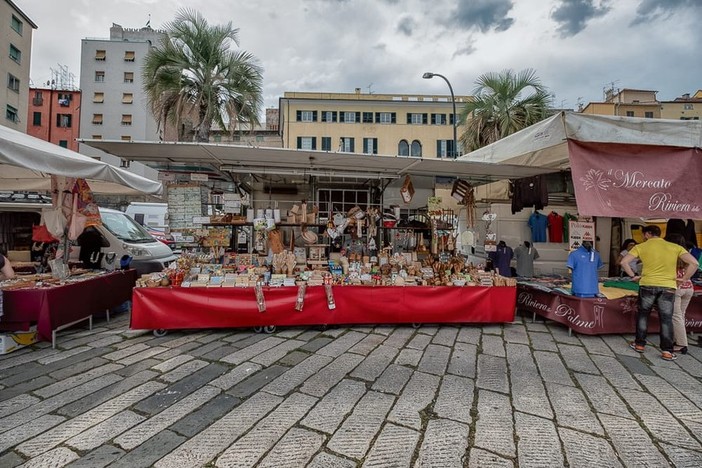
[452,38,477,58]
[631,0,701,25]
[551,0,611,37]
[396,15,416,36]
[451,0,514,33]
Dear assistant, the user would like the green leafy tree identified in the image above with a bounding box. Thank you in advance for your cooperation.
[459,69,552,152]
[143,9,263,142]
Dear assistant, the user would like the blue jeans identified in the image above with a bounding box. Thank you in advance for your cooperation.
[635,286,675,352]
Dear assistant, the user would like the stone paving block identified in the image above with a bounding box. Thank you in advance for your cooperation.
[0,452,23,468]
[209,362,262,390]
[154,391,282,467]
[322,327,349,338]
[63,445,126,468]
[65,410,145,451]
[37,346,93,364]
[636,374,702,424]
[220,336,286,364]
[534,350,573,386]
[524,319,549,331]
[316,331,366,357]
[308,452,357,468]
[201,344,241,361]
[578,335,615,356]
[194,330,232,344]
[431,326,458,347]
[372,363,413,395]
[545,382,604,435]
[88,335,125,348]
[557,343,600,374]
[326,391,395,459]
[505,343,552,419]
[573,373,633,419]
[528,331,559,351]
[503,323,530,345]
[363,422,419,467]
[468,447,514,468]
[102,343,150,361]
[112,429,187,468]
[652,367,702,412]
[415,418,469,468]
[17,446,79,467]
[113,358,162,377]
[0,414,65,453]
[0,394,40,418]
[476,354,509,394]
[262,354,333,396]
[618,388,701,450]
[417,344,451,375]
[257,427,325,468]
[514,412,564,467]
[350,326,375,333]
[474,390,515,458]
[601,334,634,354]
[388,371,439,430]
[0,361,41,379]
[481,324,503,335]
[351,345,398,381]
[277,350,310,366]
[48,356,114,381]
[151,355,194,373]
[348,333,386,356]
[559,427,622,468]
[591,354,643,390]
[395,348,422,367]
[406,333,432,351]
[159,359,209,383]
[447,341,477,378]
[35,363,123,398]
[433,374,473,424]
[548,325,582,345]
[215,392,317,467]
[184,341,226,358]
[169,392,241,437]
[250,339,305,367]
[135,363,226,415]
[116,385,220,450]
[295,329,322,341]
[660,442,702,468]
[372,325,395,336]
[0,347,57,371]
[616,354,656,377]
[226,332,269,349]
[228,364,289,398]
[598,413,669,467]
[382,327,415,348]
[482,334,506,357]
[301,379,367,434]
[669,354,702,378]
[159,333,206,349]
[56,370,158,418]
[4,351,106,387]
[299,336,334,353]
[0,374,122,434]
[16,381,166,456]
[301,353,364,397]
[416,325,439,336]
[273,328,305,339]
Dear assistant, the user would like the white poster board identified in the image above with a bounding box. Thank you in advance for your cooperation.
[569,220,595,251]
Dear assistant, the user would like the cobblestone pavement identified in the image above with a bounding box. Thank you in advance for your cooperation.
[1,312,702,467]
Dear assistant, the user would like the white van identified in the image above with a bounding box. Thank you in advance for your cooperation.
[94,208,176,275]
[125,202,168,232]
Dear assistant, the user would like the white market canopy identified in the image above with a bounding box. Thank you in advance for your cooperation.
[0,124,163,195]
[78,139,558,185]
[460,111,702,168]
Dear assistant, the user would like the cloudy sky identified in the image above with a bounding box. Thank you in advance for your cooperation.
[19,0,702,113]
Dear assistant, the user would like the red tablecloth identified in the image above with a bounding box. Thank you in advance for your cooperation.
[131,285,517,331]
[517,284,702,335]
[1,270,137,341]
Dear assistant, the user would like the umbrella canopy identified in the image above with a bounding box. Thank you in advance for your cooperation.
[0,124,162,195]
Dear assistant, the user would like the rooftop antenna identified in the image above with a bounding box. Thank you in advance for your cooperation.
[367,83,374,94]
[145,14,151,28]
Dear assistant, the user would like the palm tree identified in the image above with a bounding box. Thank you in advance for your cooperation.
[143,9,263,142]
[459,69,552,152]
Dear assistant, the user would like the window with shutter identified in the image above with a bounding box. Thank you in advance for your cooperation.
[124,51,135,62]
[122,93,133,104]
[93,92,104,103]
[121,114,132,126]
[92,114,103,125]
[321,137,332,151]
[95,50,106,61]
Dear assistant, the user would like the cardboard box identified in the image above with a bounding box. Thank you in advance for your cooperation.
[0,325,38,354]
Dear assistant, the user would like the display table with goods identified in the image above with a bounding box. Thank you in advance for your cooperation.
[0,269,137,348]
[131,249,517,335]
[516,278,702,335]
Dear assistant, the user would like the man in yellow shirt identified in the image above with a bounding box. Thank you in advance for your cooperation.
[621,225,699,361]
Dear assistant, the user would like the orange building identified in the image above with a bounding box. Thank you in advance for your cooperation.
[26,87,82,151]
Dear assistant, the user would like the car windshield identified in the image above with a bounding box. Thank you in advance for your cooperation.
[101,212,155,243]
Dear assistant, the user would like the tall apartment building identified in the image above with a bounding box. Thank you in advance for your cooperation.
[1,0,36,132]
[279,90,469,158]
[580,88,660,118]
[26,87,81,151]
[660,90,702,120]
[78,23,164,178]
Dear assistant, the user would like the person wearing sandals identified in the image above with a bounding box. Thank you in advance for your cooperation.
[665,234,695,355]
[620,226,699,361]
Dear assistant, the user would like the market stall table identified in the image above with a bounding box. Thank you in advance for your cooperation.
[517,283,702,335]
[1,270,137,347]
[131,285,516,332]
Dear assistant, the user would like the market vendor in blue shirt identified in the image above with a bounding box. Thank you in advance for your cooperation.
[566,241,604,297]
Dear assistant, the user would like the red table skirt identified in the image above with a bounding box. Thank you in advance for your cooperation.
[517,284,702,335]
[131,285,517,331]
[1,270,137,341]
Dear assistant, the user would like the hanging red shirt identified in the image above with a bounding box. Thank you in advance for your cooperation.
[547,212,564,242]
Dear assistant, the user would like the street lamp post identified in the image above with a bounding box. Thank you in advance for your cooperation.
[423,72,457,158]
